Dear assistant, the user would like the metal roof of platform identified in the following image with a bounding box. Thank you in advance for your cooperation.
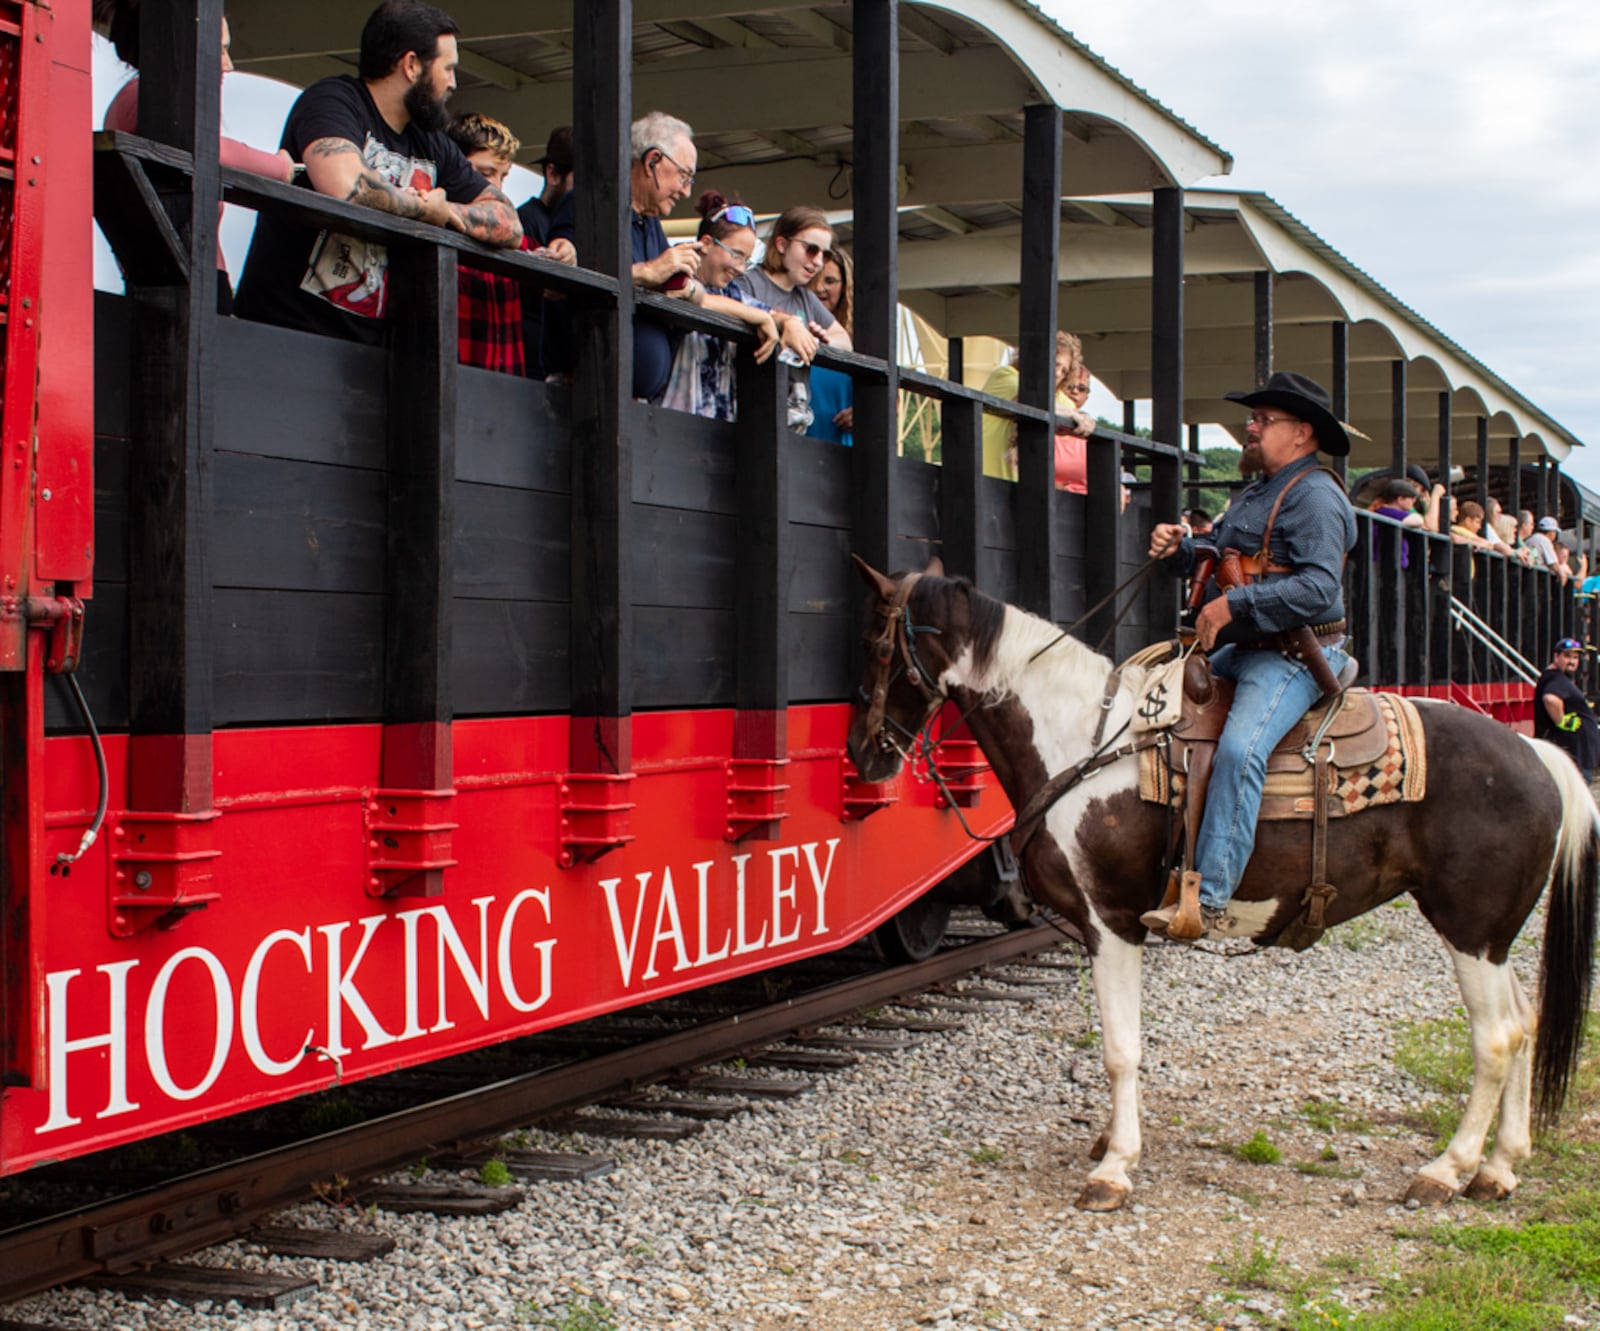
[226,0,1232,204]
[889,189,1582,467]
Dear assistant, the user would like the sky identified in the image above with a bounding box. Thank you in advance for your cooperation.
[92,5,1598,482]
[1048,0,1600,487]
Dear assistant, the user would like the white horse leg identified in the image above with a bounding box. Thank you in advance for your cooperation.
[1076,931,1144,1211]
[1406,948,1527,1205]
[1463,968,1536,1200]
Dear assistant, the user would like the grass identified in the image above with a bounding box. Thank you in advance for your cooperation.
[479,1158,513,1187]
[967,1144,1006,1164]
[1211,1231,1287,1291]
[1336,912,1407,952]
[518,1298,617,1330]
[1233,1130,1282,1165]
[1393,1014,1475,1146]
[1300,1098,1374,1135]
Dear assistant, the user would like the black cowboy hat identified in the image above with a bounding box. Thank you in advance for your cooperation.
[1225,370,1351,456]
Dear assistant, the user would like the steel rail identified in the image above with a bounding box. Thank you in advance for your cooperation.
[0,921,1073,1305]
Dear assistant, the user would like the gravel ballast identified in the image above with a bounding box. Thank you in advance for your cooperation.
[9,899,1583,1330]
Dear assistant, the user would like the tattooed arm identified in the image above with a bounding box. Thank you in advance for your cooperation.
[443,186,523,248]
[301,138,521,246]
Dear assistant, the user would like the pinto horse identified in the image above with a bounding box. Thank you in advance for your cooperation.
[846,555,1599,1211]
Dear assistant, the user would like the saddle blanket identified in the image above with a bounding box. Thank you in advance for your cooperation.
[1138,690,1428,820]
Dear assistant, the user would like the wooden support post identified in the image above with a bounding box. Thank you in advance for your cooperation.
[1475,416,1490,513]
[940,395,983,582]
[850,0,900,584]
[1436,391,1452,498]
[1253,271,1273,387]
[1014,101,1062,619]
[121,0,225,936]
[564,0,635,861]
[730,352,790,841]
[1122,399,1137,434]
[1186,422,1202,511]
[1148,185,1184,633]
[1535,454,1548,520]
[1508,436,1521,521]
[1328,321,1349,484]
[1390,358,1407,478]
[947,336,964,385]
[375,243,458,897]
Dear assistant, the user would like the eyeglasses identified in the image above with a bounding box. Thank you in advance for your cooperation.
[786,239,827,261]
[1066,381,1091,396]
[647,145,695,190]
[710,203,754,228]
[1247,412,1299,429]
[709,234,753,270]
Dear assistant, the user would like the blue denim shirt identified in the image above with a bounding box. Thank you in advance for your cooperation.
[1168,455,1357,636]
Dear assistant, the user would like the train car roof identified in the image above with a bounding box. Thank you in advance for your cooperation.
[224,0,1233,200]
[892,188,1583,468]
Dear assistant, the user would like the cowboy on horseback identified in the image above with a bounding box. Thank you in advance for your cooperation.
[1140,371,1358,940]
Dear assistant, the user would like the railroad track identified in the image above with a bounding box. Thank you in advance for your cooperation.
[0,916,1076,1309]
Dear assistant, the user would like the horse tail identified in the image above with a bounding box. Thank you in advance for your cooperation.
[1526,738,1600,1129]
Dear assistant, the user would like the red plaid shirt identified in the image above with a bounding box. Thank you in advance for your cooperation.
[458,239,527,374]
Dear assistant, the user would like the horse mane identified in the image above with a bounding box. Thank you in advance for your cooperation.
[913,574,1112,701]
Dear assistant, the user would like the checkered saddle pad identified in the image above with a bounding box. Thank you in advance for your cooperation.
[1139,689,1427,821]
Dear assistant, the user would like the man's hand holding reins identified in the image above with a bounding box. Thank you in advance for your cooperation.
[1149,523,1185,559]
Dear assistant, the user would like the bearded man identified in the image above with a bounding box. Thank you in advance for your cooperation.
[1140,372,1358,941]
[235,0,522,342]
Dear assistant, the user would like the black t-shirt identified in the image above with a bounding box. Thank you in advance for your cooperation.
[544,195,674,399]
[1534,666,1600,768]
[233,76,487,344]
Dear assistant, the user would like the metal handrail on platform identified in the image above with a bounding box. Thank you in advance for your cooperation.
[1449,595,1538,685]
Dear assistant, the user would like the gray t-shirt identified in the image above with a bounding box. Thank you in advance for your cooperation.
[733,267,836,331]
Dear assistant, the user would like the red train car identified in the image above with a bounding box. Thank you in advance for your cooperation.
[0,0,1576,1178]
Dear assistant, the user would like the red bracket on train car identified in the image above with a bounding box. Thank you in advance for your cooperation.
[723,757,790,841]
[0,594,84,672]
[365,788,458,898]
[557,772,636,867]
[107,810,222,938]
[840,756,898,822]
[928,738,988,809]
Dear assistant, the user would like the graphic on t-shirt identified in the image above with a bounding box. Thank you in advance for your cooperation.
[300,133,439,318]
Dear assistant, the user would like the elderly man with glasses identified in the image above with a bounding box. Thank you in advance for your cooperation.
[544,110,708,398]
[1140,372,1358,942]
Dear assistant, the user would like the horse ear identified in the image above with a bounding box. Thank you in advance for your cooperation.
[850,553,897,601]
[924,554,945,579]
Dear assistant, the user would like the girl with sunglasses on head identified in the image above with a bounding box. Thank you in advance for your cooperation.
[660,192,808,421]
[806,247,854,445]
[734,206,851,432]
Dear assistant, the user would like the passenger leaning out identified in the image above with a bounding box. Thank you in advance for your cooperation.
[734,207,851,433]
[660,193,812,421]
[806,247,855,446]
[979,331,1096,486]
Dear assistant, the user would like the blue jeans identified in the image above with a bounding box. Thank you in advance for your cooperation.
[1194,639,1350,911]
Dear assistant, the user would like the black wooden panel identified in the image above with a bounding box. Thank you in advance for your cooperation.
[95,292,133,441]
[788,435,853,527]
[212,317,388,470]
[94,437,130,584]
[893,457,939,572]
[45,582,129,733]
[454,482,570,601]
[632,401,738,515]
[213,453,387,593]
[634,606,734,708]
[786,610,851,703]
[452,599,570,716]
[790,522,852,616]
[213,589,384,725]
[632,504,736,609]
[456,368,569,492]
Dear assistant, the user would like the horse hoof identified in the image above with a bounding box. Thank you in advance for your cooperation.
[1074,1179,1130,1212]
[1088,1132,1108,1162]
[1403,1175,1457,1207]
[1462,1171,1514,1202]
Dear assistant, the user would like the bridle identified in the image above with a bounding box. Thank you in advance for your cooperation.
[859,572,948,763]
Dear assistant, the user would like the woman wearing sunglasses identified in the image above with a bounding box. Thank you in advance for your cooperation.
[734,206,852,432]
[806,247,854,446]
[660,193,810,421]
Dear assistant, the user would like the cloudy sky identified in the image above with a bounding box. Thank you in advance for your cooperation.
[1049,0,1600,486]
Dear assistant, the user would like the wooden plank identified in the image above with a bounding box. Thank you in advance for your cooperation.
[785,610,850,703]
[607,1094,749,1120]
[213,589,385,724]
[631,504,737,609]
[681,1073,812,1099]
[795,1033,923,1052]
[440,1148,617,1181]
[630,400,738,514]
[939,396,983,579]
[94,292,133,440]
[787,433,853,528]
[212,317,387,470]
[452,598,570,715]
[365,1184,524,1216]
[94,1263,317,1310]
[213,453,387,594]
[541,1111,702,1141]
[749,1048,858,1071]
[453,483,571,602]
[455,366,568,492]
[634,605,735,707]
[253,1226,397,1261]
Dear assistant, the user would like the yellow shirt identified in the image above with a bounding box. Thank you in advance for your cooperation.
[979,365,1075,481]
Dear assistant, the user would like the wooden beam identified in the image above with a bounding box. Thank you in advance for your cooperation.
[899,6,960,54]
[456,47,527,89]
[915,204,973,235]
[685,16,779,49]
[781,7,852,52]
